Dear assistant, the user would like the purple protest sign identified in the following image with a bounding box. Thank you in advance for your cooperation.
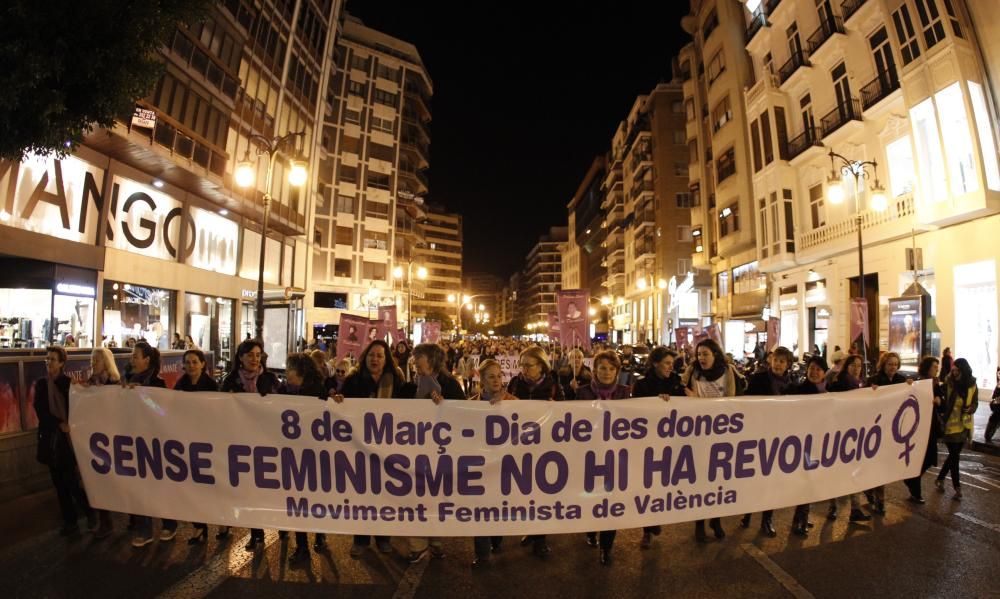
[557,289,590,350]
[375,305,397,342]
[705,323,723,346]
[337,314,369,360]
[422,321,441,344]
[765,318,780,352]
[675,327,689,350]
[396,328,407,345]
[850,298,869,352]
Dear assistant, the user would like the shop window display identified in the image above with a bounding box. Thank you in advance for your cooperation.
[102,281,174,349]
[186,294,234,370]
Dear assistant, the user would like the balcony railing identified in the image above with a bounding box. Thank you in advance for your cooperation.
[841,0,867,21]
[820,97,862,137]
[860,70,900,110]
[363,239,388,250]
[807,16,845,54]
[778,50,809,84]
[785,126,823,160]
[798,194,914,251]
[746,7,767,42]
[629,179,655,200]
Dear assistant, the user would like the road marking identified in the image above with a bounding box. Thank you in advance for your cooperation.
[955,513,1000,533]
[156,530,279,599]
[741,543,816,599]
[391,556,430,599]
[965,474,1000,489]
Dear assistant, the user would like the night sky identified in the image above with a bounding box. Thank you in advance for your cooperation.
[346,1,689,279]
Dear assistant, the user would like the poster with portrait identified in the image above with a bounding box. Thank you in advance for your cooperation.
[547,313,561,345]
[373,306,397,343]
[675,327,690,350]
[850,298,870,354]
[557,290,590,350]
[336,314,369,361]
[888,296,922,371]
[422,321,441,344]
[396,328,407,345]
[765,318,780,352]
[705,323,723,347]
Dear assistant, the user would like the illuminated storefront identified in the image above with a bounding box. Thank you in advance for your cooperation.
[0,259,97,348]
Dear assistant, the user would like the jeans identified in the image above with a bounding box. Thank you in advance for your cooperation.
[134,516,176,538]
[937,441,964,487]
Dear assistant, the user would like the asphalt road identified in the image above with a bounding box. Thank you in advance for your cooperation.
[1,448,998,599]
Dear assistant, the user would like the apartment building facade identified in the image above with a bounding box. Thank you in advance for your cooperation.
[679,0,761,354]
[563,157,610,339]
[740,0,1000,387]
[523,227,567,328]
[413,206,462,323]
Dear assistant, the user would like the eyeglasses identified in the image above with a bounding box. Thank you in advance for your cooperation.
[521,361,540,369]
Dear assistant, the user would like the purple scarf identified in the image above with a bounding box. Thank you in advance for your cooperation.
[239,367,261,392]
[590,380,618,400]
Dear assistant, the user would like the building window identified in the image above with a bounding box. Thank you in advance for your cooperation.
[677,225,692,241]
[363,230,388,250]
[758,197,769,258]
[336,193,356,214]
[678,259,691,275]
[671,99,684,113]
[366,171,392,191]
[689,139,699,164]
[347,80,367,97]
[719,203,740,237]
[892,4,922,66]
[936,82,978,196]
[969,81,1000,191]
[886,136,916,197]
[334,259,352,278]
[774,107,789,160]
[693,227,703,252]
[942,0,964,38]
[676,192,693,208]
[782,189,795,253]
[760,110,774,165]
[376,63,400,82]
[914,0,946,49]
[364,200,390,219]
[344,108,361,125]
[703,8,719,40]
[350,54,369,72]
[707,49,726,85]
[910,97,947,202]
[712,95,732,132]
[674,162,689,176]
[690,183,701,207]
[338,163,357,184]
[750,119,763,172]
[685,98,696,122]
[809,183,826,228]
[363,261,386,281]
[371,116,394,134]
[340,135,360,155]
[716,147,736,183]
[335,226,354,246]
[717,271,729,297]
[374,88,398,108]
[733,261,765,294]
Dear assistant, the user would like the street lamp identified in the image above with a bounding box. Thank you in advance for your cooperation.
[825,149,887,373]
[393,260,427,339]
[235,130,306,343]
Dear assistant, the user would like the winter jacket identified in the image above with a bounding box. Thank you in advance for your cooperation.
[868,371,908,387]
[220,369,280,394]
[340,367,413,399]
[572,381,632,401]
[173,372,220,392]
[507,372,565,401]
[633,371,684,397]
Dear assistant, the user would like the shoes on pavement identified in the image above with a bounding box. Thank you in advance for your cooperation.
[640,531,653,549]
[710,519,726,540]
[350,543,367,558]
[599,548,612,566]
[740,514,751,528]
[872,502,886,516]
[216,527,231,540]
[935,479,945,492]
[131,534,154,548]
[288,546,310,565]
[408,547,429,564]
[532,540,551,558]
[471,556,490,569]
[586,533,598,548]
[827,505,838,520]
[429,545,445,559]
[244,535,264,551]
[908,495,926,504]
[849,509,872,522]
[953,486,963,500]
[376,539,393,553]
[760,519,777,538]
[159,527,177,541]
[313,534,327,551]
[187,527,207,545]
[490,539,503,553]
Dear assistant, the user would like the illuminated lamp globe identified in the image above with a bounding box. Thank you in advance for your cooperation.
[416,266,428,279]
[392,266,404,279]
[826,182,845,204]
[235,162,256,188]
[870,189,888,212]
[288,162,308,186]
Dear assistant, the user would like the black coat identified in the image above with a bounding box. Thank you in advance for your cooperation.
[340,368,413,398]
[828,376,863,393]
[745,370,792,396]
[282,379,328,399]
[868,371,908,386]
[633,371,684,397]
[789,380,826,395]
[129,369,167,388]
[173,372,220,392]
[221,370,280,394]
[507,373,565,401]
[33,374,73,467]
[558,366,593,400]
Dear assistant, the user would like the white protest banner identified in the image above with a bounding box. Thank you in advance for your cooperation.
[70,381,931,537]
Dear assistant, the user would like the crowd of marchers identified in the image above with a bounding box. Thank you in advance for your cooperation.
[32,333,997,569]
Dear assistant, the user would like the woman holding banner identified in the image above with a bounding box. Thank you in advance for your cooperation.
[507,346,564,558]
[332,340,411,557]
[825,354,873,522]
[173,349,230,545]
[680,339,742,542]
[572,350,635,565]
[935,358,978,500]
[284,353,331,565]
[786,355,830,536]
[221,340,280,551]
[559,348,593,400]
[633,347,684,399]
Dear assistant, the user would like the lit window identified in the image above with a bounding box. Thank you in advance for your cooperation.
[935,82,978,196]
[909,97,947,203]
[886,136,916,197]
[968,81,1000,191]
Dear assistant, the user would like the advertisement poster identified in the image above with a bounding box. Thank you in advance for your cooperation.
[0,363,22,434]
[73,382,932,536]
[888,297,922,370]
[850,298,870,353]
[336,314,369,361]
[557,290,590,350]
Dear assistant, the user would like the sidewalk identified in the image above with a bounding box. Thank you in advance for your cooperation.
[971,388,999,456]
